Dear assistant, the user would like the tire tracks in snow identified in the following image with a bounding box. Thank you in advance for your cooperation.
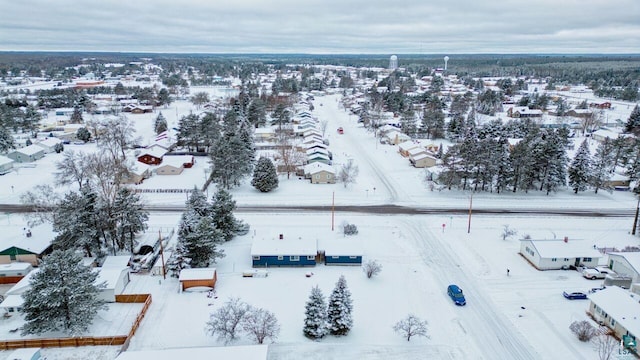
[399,218,539,360]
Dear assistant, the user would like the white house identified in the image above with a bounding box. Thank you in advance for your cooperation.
[6,145,45,163]
[587,286,640,346]
[0,155,14,175]
[34,137,62,153]
[519,238,602,270]
[607,252,640,284]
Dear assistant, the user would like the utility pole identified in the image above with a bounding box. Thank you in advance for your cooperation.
[632,196,640,235]
[331,192,335,231]
[159,230,166,280]
[467,192,473,234]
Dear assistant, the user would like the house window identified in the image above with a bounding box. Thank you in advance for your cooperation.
[306,256,315,260]
[332,256,340,259]
[327,174,330,179]
[349,256,357,259]
[563,258,570,261]
[551,258,557,262]
[611,319,615,327]
[583,257,592,262]
[290,256,300,261]
[277,256,283,261]
[252,256,260,261]
[9,254,16,261]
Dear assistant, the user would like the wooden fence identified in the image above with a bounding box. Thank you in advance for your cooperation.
[0,294,152,351]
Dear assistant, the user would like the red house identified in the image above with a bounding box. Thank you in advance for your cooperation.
[137,148,167,165]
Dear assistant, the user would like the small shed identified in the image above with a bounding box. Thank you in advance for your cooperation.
[519,238,602,270]
[6,347,42,360]
[137,147,166,165]
[251,234,317,267]
[179,268,217,292]
[94,267,130,302]
[0,262,33,284]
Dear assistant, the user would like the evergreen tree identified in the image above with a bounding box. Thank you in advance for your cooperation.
[76,127,91,142]
[154,112,168,135]
[568,140,592,194]
[113,187,149,252]
[0,126,16,153]
[21,249,107,336]
[177,113,200,151]
[210,188,243,242]
[626,105,640,135]
[180,216,224,268]
[209,130,254,189]
[303,286,328,339]
[52,187,102,257]
[70,106,83,124]
[591,138,614,193]
[251,156,279,192]
[327,275,353,336]
[157,88,172,107]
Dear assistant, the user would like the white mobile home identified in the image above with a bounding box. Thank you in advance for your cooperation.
[519,238,602,270]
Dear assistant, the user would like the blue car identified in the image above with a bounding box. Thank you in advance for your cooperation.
[447,284,466,306]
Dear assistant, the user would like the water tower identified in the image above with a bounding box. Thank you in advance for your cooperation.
[444,56,449,71]
[389,55,398,70]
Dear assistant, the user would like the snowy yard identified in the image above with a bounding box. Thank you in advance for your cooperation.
[0,90,638,359]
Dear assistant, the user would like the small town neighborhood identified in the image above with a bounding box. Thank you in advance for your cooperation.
[0,51,638,360]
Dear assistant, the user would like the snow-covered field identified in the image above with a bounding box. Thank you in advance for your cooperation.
[0,89,638,360]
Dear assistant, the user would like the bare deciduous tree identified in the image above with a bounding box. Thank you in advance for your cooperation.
[338,160,359,188]
[54,150,90,189]
[95,115,139,161]
[362,259,382,279]
[242,307,280,344]
[501,224,517,241]
[19,184,61,227]
[592,334,617,360]
[319,120,328,137]
[570,320,597,342]
[274,131,305,179]
[393,314,429,341]
[205,297,251,344]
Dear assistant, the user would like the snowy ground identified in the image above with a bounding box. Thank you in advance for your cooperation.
[0,90,638,359]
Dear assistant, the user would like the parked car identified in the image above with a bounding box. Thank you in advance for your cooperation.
[588,286,606,293]
[582,267,616,280]
[337,127,344,134]
[447,284,466,306]
[563,291,588,300]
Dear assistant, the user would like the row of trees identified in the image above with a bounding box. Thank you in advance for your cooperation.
[168,187,247,274]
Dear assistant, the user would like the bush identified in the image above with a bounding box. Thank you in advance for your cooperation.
[343,223,358,236]
[570,320,597,342]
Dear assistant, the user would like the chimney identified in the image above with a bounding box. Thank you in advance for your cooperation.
[279,234,283,240]
[563,236,568,243]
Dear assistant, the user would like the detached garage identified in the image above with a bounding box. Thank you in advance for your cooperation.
[179,268,217,292]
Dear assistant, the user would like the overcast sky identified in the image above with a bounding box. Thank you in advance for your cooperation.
[1,0,639,54]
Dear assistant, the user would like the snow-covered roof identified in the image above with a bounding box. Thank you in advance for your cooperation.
[320,237,363,256]
[179,268,217,281]
[521,239,602,259]
[411,153,436,161]
[6,268,40,296]
[0,155,13,166]
[251,235,317,256]
[94,267,127,289]
[304,162,335,175]
[398,141,419,151]
[36,137,62,148]
[608,252,640,276]
[306,148,329,156]
[139,147,167,159]
[0,223,53,255]
[0,294,24,309]
[0,262,32,272]
[407,147,427,156]
[12,144,44,156]
[115,345,268,360]
[588,286,640,336]
[101,255,131,269]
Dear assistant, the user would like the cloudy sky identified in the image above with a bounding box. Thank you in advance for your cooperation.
[1,0,639,54]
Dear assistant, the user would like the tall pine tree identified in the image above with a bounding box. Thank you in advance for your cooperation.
[327,275,353,336]
[251,156,279,192]
[303,285,328,339]
[591,137,614,193]
[21,249,107,336]
[568,139,592,194]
